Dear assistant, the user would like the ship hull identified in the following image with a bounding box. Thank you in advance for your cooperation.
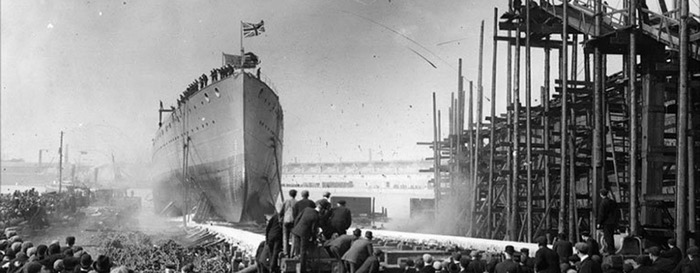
[151,72,283,223]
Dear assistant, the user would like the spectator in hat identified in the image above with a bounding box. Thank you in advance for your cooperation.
[326,228,361,273]
[291,200,321,273]
[520,248,534,273]
[92,255,111,273]
[660,239,682,264]
[466,252,485,273]
[581,232,601,258]
[323,192,331,201]
[535,237,560,273]
[342,231,375,273]
[495,246,519,273]
[279,189,297,257]
[648,246,675,273]
[575,242,602,273]
[330,200,352,236]
[671,247,699,273]
[292,190,315,225]
[553,233,573,264]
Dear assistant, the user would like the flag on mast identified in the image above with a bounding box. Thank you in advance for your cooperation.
[242,20,265,38]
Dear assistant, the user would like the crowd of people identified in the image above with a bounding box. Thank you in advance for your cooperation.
[0,225,251,273]
[0,189,86,230]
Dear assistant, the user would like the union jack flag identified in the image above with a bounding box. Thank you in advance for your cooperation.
[242,20,265,38]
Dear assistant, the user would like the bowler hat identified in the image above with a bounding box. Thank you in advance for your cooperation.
[505,245,515,254]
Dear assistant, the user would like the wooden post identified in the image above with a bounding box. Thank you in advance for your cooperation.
[676,0,689,253]
[506,29,515,240]
[629,0,639,237]
[488,8,499,239]
[471,20,485,237]
[569,34,578,243]
[560,0,569,239]
[512,14,522,241]
[543,37,552,232]
[592,0,604,235]
[433,93,441,214]
[525,0,533,242]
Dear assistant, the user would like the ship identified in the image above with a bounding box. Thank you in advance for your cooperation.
[151,55,283,223]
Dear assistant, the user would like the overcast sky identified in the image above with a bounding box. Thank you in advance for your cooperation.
[1,0,690,165]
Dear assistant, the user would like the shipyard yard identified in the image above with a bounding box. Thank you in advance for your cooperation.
[2,0,700,273]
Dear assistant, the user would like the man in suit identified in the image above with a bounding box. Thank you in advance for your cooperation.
[535,237,560,273]
[495,246,520,273]
[330,200,353,236]
[660,239,682,264]
[291,190,315,256]
[326,228,361,273]
[648,246,676,273]
[553,233,573,264]
[576,242,602,273]
[291,201,320,273]
[265,213,283,273]
[597,188,619,255]
[293,190,315,222]
[342,231,375,273]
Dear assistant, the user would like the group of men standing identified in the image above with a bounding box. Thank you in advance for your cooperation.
[263,189,355,273]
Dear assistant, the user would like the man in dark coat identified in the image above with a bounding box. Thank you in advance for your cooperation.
[648,246,676,273]
[576,242,603,273]
[495,246,520,273]
[293,190,315,222]
[326,229,361,273]
[291,203,320,273]
[466,252,485,273]
[597,188,619,255]
[534,237,560,273]
[330,200,353,236]
[265,213,283,273]
[519,248,534,273]
[342,231,374,273]
[553,233,573,264]
[581,232,601,258]
[660,239,683,264]
[356,249,383,273]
